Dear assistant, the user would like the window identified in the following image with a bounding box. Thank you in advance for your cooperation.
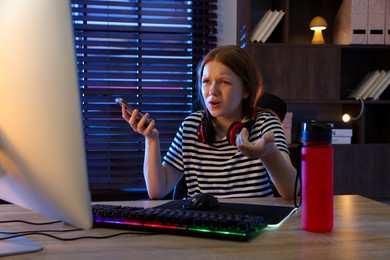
[71,0,217,196]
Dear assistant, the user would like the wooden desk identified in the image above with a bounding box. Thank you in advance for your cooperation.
[0,195,389,259]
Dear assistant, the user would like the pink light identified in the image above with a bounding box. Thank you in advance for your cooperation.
[96,219,180,230]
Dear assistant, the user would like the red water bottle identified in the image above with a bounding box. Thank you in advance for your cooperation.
[301,121,333,232]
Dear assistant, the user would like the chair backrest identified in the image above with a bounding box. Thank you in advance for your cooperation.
[259,93,287,121]
[172,93,287,199]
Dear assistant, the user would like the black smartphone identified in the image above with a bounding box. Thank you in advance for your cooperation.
[115,97,150,127]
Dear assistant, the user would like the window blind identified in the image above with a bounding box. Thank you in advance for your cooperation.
[71,0,217,195]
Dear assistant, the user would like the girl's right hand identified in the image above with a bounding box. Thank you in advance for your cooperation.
[121,105,159,139]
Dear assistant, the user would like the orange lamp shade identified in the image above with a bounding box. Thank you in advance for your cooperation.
[309,16,327,44]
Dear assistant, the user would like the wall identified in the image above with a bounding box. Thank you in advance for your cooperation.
[216,0,237,46]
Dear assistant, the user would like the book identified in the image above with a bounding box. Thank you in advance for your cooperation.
[259,11,285,43]
[332,129,353,137]
[250,10,273,43]
[361,70,387,99]
[369,72,390,99]
[255,10,279,43]
[334,0,369,45]
[348,70,381,99]
[332,136,352,144]
[314,121,353,139]
[327,121,353,129]
[367,0,386,44]
[328,121,353,139]
[367,70,390,99]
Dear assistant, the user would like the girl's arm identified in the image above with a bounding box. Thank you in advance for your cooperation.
[143,134,183,199]
[122,105,183,199]
[237,129,298,200]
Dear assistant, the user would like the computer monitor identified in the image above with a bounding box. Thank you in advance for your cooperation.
[0,0,92,254]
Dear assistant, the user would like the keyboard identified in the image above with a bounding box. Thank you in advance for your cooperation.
[92,204,266,241]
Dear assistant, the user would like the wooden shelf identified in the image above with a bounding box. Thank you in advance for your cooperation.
[238,0,390,199]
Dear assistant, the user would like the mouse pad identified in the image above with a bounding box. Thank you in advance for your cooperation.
[154,200,297,226]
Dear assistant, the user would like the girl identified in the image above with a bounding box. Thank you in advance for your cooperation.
[123,45,297,200]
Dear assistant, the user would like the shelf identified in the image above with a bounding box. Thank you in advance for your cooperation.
[251,42,390,50]
[238,0,390,199]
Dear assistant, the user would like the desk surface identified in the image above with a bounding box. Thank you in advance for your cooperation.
[0,195,389,259]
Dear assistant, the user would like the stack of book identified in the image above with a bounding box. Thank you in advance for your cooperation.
[250,9,285,43]
[348,70,390,100]
[332,128,353,144]
[329,122,353,144]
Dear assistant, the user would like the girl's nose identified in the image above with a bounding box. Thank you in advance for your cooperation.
[209,81,220,95]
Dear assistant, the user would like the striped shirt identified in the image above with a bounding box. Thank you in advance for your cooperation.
[163,110,289,199]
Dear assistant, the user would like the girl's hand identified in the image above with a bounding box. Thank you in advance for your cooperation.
[236,128,278,159]
[121,105,159,139]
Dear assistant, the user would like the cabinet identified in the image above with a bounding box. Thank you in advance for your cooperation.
[237,0,390,199]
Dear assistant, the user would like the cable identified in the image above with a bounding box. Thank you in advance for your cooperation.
[342,97,365,122]
[0,220,62,225]
[354,97,365,120]
[0,219,156,241]
[0,231,156,241]
[0,229,82,235]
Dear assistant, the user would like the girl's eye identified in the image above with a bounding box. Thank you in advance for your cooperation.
[221,80,230,85]
[202,79,209,84]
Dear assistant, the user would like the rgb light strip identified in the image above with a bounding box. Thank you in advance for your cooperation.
[94,218,263,237]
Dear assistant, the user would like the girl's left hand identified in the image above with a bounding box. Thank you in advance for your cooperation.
[236,128,277,159]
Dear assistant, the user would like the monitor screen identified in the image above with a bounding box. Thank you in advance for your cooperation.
[0,0,92,232]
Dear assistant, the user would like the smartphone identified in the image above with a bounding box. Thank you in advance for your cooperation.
[115,97,150,127]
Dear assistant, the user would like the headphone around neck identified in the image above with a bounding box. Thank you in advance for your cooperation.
[198,111,256,146]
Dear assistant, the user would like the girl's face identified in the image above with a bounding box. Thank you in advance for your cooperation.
[201,60,248,126]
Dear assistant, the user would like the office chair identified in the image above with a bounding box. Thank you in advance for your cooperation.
[172,93,287,199]
[259,93,287,121]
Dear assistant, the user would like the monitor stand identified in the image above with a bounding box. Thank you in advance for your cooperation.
[0,234,43,257]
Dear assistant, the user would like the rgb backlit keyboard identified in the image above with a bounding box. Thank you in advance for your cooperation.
[92,204,266,241]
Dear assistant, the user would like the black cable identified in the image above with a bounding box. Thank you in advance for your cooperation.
[294,170,302,208]
[0,220,62,225]
[0,228,82,234]
[0,219,156,241]
[0,231,156,241]
[294,144,302,208]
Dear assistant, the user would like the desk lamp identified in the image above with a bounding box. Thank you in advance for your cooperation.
[342,98,365,123]
[309,16,327,44]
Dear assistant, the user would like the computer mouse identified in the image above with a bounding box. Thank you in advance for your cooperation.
[182,193,219,210]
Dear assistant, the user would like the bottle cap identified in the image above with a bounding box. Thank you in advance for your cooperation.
[302,121,332,143]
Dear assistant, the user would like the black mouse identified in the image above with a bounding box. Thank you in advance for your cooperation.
[182,193,219,210]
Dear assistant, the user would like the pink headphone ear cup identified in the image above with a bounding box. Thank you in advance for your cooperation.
[226,121,245,146]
